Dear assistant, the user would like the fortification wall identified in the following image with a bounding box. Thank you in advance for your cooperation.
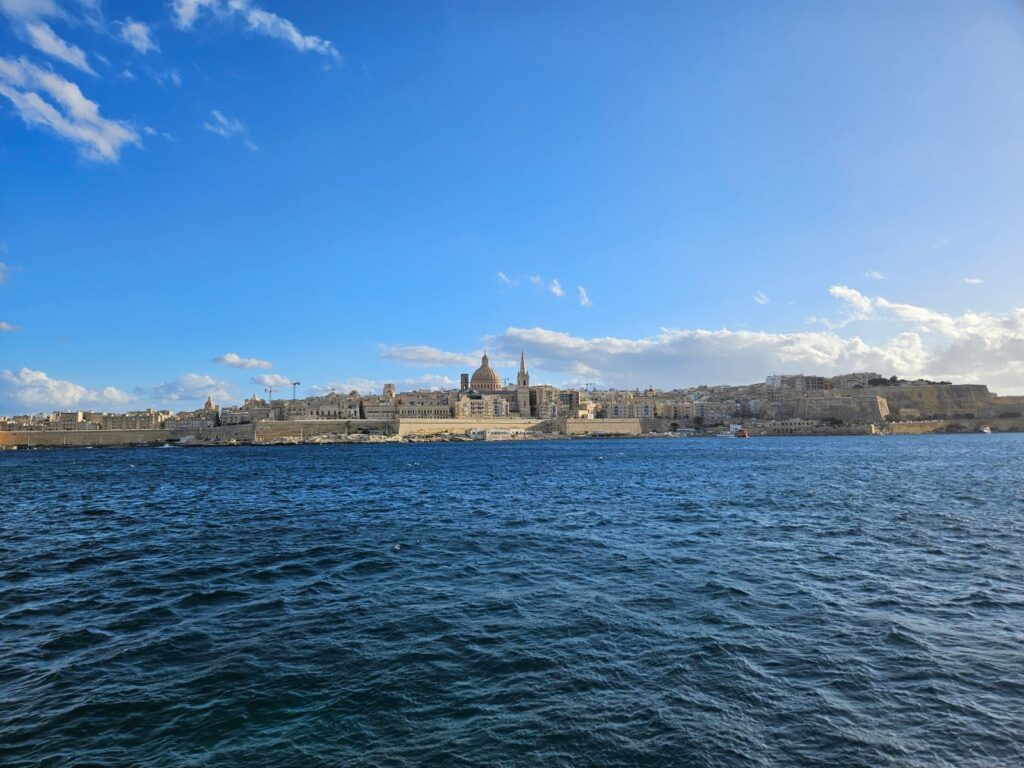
[396,418,549,436]
[255,420,396,441]
[981,396,1024,419]
[860,384,992,417]
[0,428,199,448]
[803,395,889,423]
[561,418,642,436]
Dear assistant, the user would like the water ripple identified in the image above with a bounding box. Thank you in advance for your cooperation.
[2,435,1023,766]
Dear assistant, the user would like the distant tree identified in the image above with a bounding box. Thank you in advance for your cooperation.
[692,416,705,431]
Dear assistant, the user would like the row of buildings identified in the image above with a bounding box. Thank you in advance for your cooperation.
[0,356,1006,432]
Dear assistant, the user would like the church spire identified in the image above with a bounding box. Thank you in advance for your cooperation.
[516,350,529,388]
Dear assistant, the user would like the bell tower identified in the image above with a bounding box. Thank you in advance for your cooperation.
[516,350,531,417]
[517,350,529,387]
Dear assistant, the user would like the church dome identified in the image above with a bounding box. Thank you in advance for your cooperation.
[470,353,502,391]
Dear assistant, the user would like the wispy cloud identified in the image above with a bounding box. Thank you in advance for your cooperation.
[962,277,984,285]
[549,278,565,297]
[497,271,511,285]
[172,0,340,62]
[578,285,592,308]
[117,18,158,54]
[0,260,8,284]
[0,321,20,332]
[212,352,272,369]
[754,291,769,305]
[828,284,873,316]
[24,21,95,74]
[203,109,257,150]
[0,0,62,20]
[866,270,885,280]
[0,56,139,161]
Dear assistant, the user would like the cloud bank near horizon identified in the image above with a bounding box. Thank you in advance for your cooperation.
[3,285,1022,414]
[386,287,1024,394]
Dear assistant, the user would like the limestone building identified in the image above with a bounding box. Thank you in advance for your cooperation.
[460,352,534,418]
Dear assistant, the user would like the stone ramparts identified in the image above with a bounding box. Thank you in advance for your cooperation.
[0,428,204,448]
[254,420,396,442]
[560,418,642,436]
[396,418,550,436]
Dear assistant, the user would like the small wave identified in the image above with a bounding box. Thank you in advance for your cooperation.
[176,589,248,608]
[40,627,111,653]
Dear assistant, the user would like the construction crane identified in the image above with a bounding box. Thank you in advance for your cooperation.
[290,381,301,400]
[264,386,274,402]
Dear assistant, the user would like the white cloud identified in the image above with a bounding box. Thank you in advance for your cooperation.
[384,287,1024,394]
[962,277,984,285]
[529,275,542,286]
[251,373,292,387]
[100,385,134,404]
[0,367,134,411]
[578,285,592,308]
[0,321,20,331]
[203,109,257,150]
[312,374,458,396]
[212,351,272,369]
[549,278,565,297]
[172,0,340,61]
[0,261,8,284]
[379,344,479,367]
[484,325,926,390]
[754,291,769,305]
[497,271,510,284]
[24,21,95,74]
[152,373,231,403]
[829,284,873,316]
[866,270,885,280]
[0,56,140,161]
[117,18,158,54]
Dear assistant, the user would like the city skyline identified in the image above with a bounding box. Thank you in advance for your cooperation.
[3,0,1024,414]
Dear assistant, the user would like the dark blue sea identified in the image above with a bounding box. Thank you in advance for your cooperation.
[2,436,1023,767]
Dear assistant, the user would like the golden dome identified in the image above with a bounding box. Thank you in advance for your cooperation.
[470,353,502,391]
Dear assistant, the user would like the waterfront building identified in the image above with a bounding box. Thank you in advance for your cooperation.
[397,390,455,419]
[454,392,510,418]
[361,399,397,420]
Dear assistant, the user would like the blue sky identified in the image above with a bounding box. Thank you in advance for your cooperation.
[2,0,1024,413]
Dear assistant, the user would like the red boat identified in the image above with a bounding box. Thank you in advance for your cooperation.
[734,428,749,438]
